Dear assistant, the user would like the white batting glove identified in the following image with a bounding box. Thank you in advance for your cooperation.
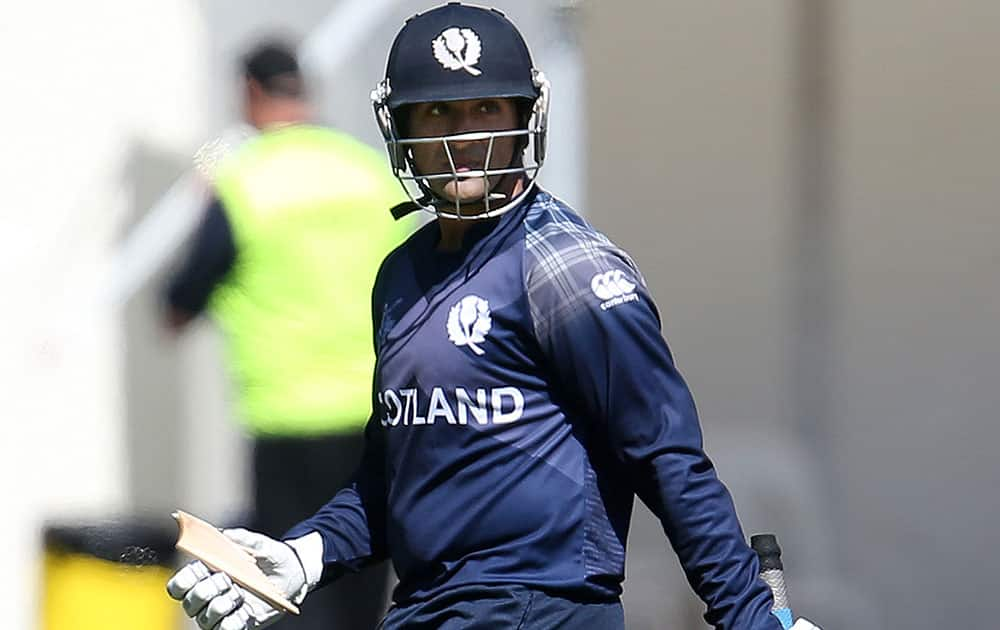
[791,619,822,630]
[166,529,323,630]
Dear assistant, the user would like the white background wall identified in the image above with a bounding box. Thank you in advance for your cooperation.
[1,3,208,628]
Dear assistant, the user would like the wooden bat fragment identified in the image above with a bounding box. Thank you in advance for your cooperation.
[172,510,300,615]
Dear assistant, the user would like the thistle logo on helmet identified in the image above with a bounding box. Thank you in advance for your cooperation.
[433,27,483,76]
[591,270,639,310]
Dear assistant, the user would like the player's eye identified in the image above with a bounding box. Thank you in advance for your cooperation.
[428,103,447,116]
[478,100,500,114]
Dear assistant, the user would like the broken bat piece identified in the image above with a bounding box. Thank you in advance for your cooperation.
[172,510,301,615]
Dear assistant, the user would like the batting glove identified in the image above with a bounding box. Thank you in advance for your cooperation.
[791,619,822,630]
[166,529,323,630]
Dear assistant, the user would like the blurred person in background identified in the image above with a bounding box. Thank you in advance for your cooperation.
[166,5,822,630]
[163,40,408,630]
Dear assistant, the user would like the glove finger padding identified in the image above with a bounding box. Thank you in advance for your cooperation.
[217,605,252,630]
[238,584,285,628]
[195,585,244,630]
[166,560,211,600]
[183,572,235,618]
[209,587,285,630]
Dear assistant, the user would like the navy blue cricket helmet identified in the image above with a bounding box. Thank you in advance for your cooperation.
[371,2,550,220]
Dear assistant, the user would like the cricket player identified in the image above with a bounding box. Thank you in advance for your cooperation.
[168,4,822,629]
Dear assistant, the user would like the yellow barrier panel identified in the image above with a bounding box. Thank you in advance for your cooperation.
[41,549,178,630]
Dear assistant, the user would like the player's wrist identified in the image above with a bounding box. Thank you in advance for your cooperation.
[284,531,324,600]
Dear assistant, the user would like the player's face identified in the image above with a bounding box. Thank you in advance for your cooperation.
[406,98,521,205]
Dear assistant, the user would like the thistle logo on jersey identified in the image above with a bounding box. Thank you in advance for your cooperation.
[433,27,483,76]
[377,297,404,346]
[591,269,639,310]
[448,295,492,355]
[378,386,524,427]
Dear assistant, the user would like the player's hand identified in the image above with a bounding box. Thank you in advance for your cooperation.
[166,528,317,630]
[167,559,281,630]
[791,619,822,630]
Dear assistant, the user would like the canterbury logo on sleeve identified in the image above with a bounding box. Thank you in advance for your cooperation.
[591,269,639,310]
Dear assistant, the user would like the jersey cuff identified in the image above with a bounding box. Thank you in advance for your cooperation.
[286,531,324,592]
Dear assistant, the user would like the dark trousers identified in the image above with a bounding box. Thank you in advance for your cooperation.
[379,584,625,630]
[253,432,391,630]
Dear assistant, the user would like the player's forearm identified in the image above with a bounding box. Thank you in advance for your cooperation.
[283,483,387,585]
[641,450,782,629]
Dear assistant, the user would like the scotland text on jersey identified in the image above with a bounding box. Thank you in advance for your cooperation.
[378,386,525,427]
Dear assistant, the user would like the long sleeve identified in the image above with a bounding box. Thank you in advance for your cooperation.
[526,237,781,630]
[165,197,237,315]
[282,415,389,585]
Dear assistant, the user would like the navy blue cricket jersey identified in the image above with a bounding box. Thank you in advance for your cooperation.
[285,188,781,629]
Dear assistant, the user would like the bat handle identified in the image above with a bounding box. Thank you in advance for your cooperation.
[751,533,794,629]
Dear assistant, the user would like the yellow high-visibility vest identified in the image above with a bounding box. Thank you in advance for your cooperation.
[210,124,408,436]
